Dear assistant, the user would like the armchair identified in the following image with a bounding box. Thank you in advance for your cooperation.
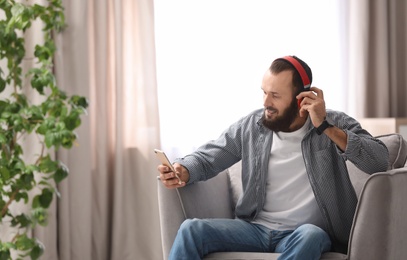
[157,133,407,260]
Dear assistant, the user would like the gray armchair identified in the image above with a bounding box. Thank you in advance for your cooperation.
[157,134,407,260]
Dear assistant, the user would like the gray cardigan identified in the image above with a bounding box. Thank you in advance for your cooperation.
[174,109,389,253]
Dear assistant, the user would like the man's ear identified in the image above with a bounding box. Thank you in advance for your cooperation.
[296,89,305,109]
[297,98,302,109]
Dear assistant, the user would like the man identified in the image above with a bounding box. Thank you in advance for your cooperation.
[157,56,389,260]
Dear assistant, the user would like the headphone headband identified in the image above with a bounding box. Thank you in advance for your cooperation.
[278,56,311,90]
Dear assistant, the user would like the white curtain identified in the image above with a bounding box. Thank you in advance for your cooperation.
[33,0,163,259]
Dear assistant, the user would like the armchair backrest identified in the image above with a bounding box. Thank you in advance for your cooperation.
[157,172,233,259]
[348,167,407,260]
[346,133,407,196]
[346,133,407,260]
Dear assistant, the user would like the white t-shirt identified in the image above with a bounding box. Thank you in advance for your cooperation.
[253,118,325,231]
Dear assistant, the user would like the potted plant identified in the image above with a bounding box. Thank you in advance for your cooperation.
[0,0,87,258]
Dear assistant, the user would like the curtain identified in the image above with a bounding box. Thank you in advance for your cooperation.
[33,0,163,259]
[345,0,407,118]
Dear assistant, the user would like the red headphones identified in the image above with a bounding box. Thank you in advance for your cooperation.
[278,56,311,90]
[277,56,311,108]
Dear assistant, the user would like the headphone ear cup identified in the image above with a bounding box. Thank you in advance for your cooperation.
[297,98,302,109]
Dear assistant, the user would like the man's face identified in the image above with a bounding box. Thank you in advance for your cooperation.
[261,70,299,132]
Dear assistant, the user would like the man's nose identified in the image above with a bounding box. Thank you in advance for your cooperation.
[263,94,273,107]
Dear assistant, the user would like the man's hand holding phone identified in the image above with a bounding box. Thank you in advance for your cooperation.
[155,149,189,189]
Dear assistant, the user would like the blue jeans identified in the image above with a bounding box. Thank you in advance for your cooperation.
[169,218,331,260]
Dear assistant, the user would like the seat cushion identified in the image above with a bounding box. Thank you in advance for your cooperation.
[205,252,347,260]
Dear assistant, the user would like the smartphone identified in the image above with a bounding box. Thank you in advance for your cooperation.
[154,149,182,184]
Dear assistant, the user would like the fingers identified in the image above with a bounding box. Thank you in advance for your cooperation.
[297,86,324,101]
[160,170,185,188]
[157,165,186,189]
[297,86,326,127]
[310,86,324,99]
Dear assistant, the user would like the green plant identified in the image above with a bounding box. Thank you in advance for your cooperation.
[0,0,87,259]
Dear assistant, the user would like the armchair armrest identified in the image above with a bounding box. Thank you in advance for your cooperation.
[348,167,407,260]
[157,171,234,260]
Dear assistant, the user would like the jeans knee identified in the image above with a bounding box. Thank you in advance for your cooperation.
[178,218,205,237]
[295,224,331,249]
[179,218,195,232]
[171,219,206,259]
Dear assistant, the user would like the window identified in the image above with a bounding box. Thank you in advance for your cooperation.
[154,0,344,158]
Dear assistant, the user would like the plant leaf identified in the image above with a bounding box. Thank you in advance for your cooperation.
[38,156,58,173]
[0,167,9,181]
[0,77,5,93]
[15,233,35,251]
[11,213,31,228]
[0,250,11,260]
[30,242,44,260]
[53,164,68,183]
[38,188,53,208]
[31,207,48,226]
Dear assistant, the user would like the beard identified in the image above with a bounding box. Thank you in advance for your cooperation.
[262,97,299,132]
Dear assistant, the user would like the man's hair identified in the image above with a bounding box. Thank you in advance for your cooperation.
[270,56,313,95]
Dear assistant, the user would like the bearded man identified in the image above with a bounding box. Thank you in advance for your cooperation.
[157,56,389,260]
